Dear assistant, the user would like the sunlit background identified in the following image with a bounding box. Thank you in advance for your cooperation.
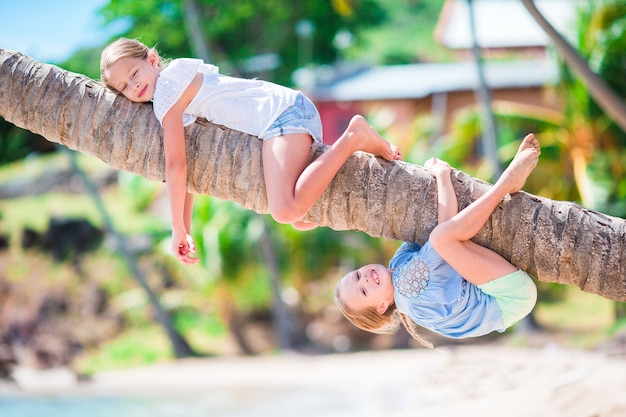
[1,0,625,416]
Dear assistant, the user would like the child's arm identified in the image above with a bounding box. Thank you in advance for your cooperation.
[162,109,198,265]
[183,191,194,234]
[182,190,196,255]
[425,158,457,224]
[160,73,203,265]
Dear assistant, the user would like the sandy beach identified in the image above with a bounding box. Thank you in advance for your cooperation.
[5,338,621,417]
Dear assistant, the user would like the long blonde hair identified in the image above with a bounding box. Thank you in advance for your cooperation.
[334,279,434,349]
[100,38,164,90]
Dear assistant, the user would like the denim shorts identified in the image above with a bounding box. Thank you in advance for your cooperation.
[260,93,323,143]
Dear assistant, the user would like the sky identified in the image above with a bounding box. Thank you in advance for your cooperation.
[0,0,121,63]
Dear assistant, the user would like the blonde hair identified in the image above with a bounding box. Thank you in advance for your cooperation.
[100,38,164,90]
[334,276,434,349]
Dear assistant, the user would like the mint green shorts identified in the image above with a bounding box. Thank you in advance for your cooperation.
[478,269,537,328]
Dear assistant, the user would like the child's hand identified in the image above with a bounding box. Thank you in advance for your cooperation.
[424,158,451,178]
[171,231,199,265]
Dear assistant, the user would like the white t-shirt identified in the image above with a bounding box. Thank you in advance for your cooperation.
[153,58,300,137]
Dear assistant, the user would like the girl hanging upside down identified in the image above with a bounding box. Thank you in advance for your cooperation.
[335,134,541,347]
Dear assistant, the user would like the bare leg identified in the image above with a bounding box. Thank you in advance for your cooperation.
[262,115,401,226]
[429,134,540,284]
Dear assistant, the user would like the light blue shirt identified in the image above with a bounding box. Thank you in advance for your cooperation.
[390,241,505,339]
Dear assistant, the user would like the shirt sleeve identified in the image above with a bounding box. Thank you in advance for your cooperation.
[153,58,203,126]
[394,242,421,257]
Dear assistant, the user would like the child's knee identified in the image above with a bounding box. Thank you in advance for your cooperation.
[268,202,305,225]
[269,209,294,225]
[428,224,448,252]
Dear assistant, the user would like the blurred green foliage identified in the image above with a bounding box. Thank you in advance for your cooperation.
[76,326,174,375]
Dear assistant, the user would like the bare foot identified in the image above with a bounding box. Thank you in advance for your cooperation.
[343,115,401,161]
[495,133,540,194]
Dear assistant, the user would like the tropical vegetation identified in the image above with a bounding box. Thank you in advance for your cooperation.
[0,0,624,375]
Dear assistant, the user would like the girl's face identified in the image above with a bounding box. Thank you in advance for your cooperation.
[337,264,395,315]
[104,52,161,103]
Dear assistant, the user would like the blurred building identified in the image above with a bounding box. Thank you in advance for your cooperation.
[304,0,576,147]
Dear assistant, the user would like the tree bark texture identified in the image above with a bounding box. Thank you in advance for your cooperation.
[1,49,625,301]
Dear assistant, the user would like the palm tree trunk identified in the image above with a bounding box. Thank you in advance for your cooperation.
[1,49,625,302]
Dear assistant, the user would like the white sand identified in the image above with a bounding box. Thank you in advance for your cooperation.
[79,343,626,417]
